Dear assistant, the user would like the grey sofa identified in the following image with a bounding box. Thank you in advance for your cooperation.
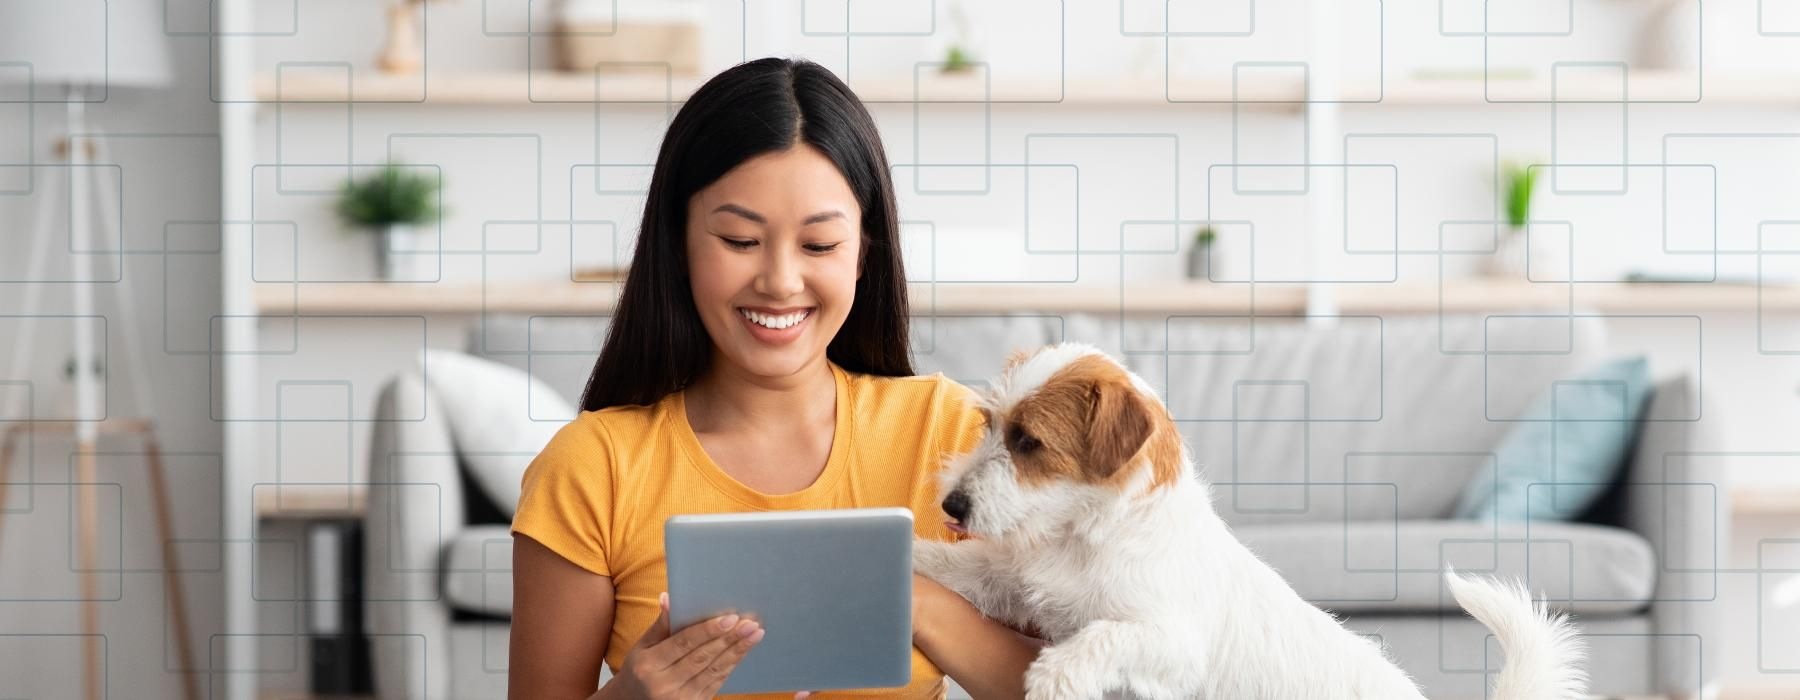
[365,313,1726,699]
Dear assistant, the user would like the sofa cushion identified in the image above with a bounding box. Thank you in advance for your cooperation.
[1235,519,1655,615]
[443,525,515,617]
[423,349,577,516]
[1454,355,1652,522]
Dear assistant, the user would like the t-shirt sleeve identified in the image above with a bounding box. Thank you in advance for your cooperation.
[510,414,615,577]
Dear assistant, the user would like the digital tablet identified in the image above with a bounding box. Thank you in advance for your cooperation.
[664,507,914,695]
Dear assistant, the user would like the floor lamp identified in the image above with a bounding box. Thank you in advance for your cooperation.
[0,4,198,700]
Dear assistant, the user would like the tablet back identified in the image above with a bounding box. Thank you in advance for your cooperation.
[664,507,914,695]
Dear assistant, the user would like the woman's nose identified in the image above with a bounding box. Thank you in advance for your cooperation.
[754,249,805,299]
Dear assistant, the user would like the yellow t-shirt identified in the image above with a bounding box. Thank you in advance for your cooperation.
[510,361,988,699]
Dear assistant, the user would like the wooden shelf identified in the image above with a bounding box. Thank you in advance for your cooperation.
[1366,72,1796,106]
[248,279,1800,316]
[1335,279,1800,313]
[249,70,1800,108]
[250,70,1298,107]
[255,485,365,520]
[1732,486,1800,517]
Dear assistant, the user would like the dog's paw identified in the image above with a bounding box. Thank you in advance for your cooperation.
[911,538,955,578]
[1023,653,1097,700]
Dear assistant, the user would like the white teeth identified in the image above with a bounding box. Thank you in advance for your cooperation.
[739,308,810,330]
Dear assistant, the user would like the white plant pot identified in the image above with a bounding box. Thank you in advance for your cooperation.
[1485,226,1530,278]
[375,223,427,281]
[1186,245,1216,281]
[1484,225,1567,280]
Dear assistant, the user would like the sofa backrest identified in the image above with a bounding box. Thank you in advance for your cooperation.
[1122,314,1605,524]
[470,312,1608,524]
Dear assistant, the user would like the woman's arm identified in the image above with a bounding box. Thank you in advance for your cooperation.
[912,574,1047,700]
[511,533,616,699]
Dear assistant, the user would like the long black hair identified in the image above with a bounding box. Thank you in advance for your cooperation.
[577,57,913,412]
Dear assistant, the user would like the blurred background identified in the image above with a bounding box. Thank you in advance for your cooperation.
[3,0,1800,698]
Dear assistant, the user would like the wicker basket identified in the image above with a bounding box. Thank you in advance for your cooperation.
[554,19,702,75]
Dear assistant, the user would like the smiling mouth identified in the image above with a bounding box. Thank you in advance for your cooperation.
[737,307,813,329]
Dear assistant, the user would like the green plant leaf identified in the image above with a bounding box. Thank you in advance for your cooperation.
[944,45,969,72]
[1503,162,1536,228]
[336,162,444,228]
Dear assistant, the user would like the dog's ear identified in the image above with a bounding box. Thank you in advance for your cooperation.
[1002,347,1033,374]
[1083,378,1154,481]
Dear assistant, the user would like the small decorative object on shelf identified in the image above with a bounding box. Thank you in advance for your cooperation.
[336,163,444,281]
[555,0,703,76]
[937,0,978,73]
[1186,225,1218,281]
[1640,0,1700,71]
[1483,160,1561,279]
[375,0,444,74]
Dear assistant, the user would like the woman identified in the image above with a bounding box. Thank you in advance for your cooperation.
[508,57,1043,700]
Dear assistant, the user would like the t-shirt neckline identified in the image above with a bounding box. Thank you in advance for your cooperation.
[668,361,853,509]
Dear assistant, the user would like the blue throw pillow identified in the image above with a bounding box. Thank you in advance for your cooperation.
[1454,356,1652,522]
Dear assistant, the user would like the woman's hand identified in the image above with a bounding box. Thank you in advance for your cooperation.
[604,592,764,699]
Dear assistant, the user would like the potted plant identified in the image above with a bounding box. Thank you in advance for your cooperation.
[1186,225,1218,281]
[943,45,973,73]
[1486,161,1537,278]
[336,163,443,281]
[939,0,976,73]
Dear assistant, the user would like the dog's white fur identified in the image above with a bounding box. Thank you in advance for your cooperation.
[915,343,1587,700]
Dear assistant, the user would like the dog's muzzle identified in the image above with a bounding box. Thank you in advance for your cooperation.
[942,490,971,521]
[942,489,972,533]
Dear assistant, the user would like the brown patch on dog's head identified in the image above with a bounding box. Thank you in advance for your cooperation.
[1000,354,1183,493]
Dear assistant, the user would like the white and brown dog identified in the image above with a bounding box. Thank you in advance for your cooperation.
[914,343,1587,700]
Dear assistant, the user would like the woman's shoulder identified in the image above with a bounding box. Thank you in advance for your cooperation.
[542,398,672,456]
[845,368,978,408]
[841,369,984,441]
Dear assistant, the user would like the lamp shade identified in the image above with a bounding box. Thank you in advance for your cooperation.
[0,0,172,90]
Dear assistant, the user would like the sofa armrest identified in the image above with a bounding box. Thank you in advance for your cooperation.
[1621,373,1730,698]
[364,370,465,700]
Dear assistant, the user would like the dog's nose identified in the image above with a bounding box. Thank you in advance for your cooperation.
[942,490,971,522]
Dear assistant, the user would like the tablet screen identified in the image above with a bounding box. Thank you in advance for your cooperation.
[664,507,915,694]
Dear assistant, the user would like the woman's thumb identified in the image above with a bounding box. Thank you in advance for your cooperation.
[640,592,672,644]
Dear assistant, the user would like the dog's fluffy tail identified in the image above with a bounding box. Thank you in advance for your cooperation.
[1445,568,1588,700]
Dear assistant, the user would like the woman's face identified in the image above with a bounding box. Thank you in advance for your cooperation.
[686,143,864,381]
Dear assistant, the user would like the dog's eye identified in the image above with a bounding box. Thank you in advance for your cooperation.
[1008,426,1040,453]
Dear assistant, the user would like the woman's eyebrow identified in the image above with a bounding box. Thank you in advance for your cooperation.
[711,203,847,226]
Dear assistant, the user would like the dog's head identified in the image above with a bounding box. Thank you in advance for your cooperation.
[939,343,1184,542]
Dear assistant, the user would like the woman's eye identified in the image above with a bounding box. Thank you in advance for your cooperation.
[722,237,757,250]
[805,243,841,254]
